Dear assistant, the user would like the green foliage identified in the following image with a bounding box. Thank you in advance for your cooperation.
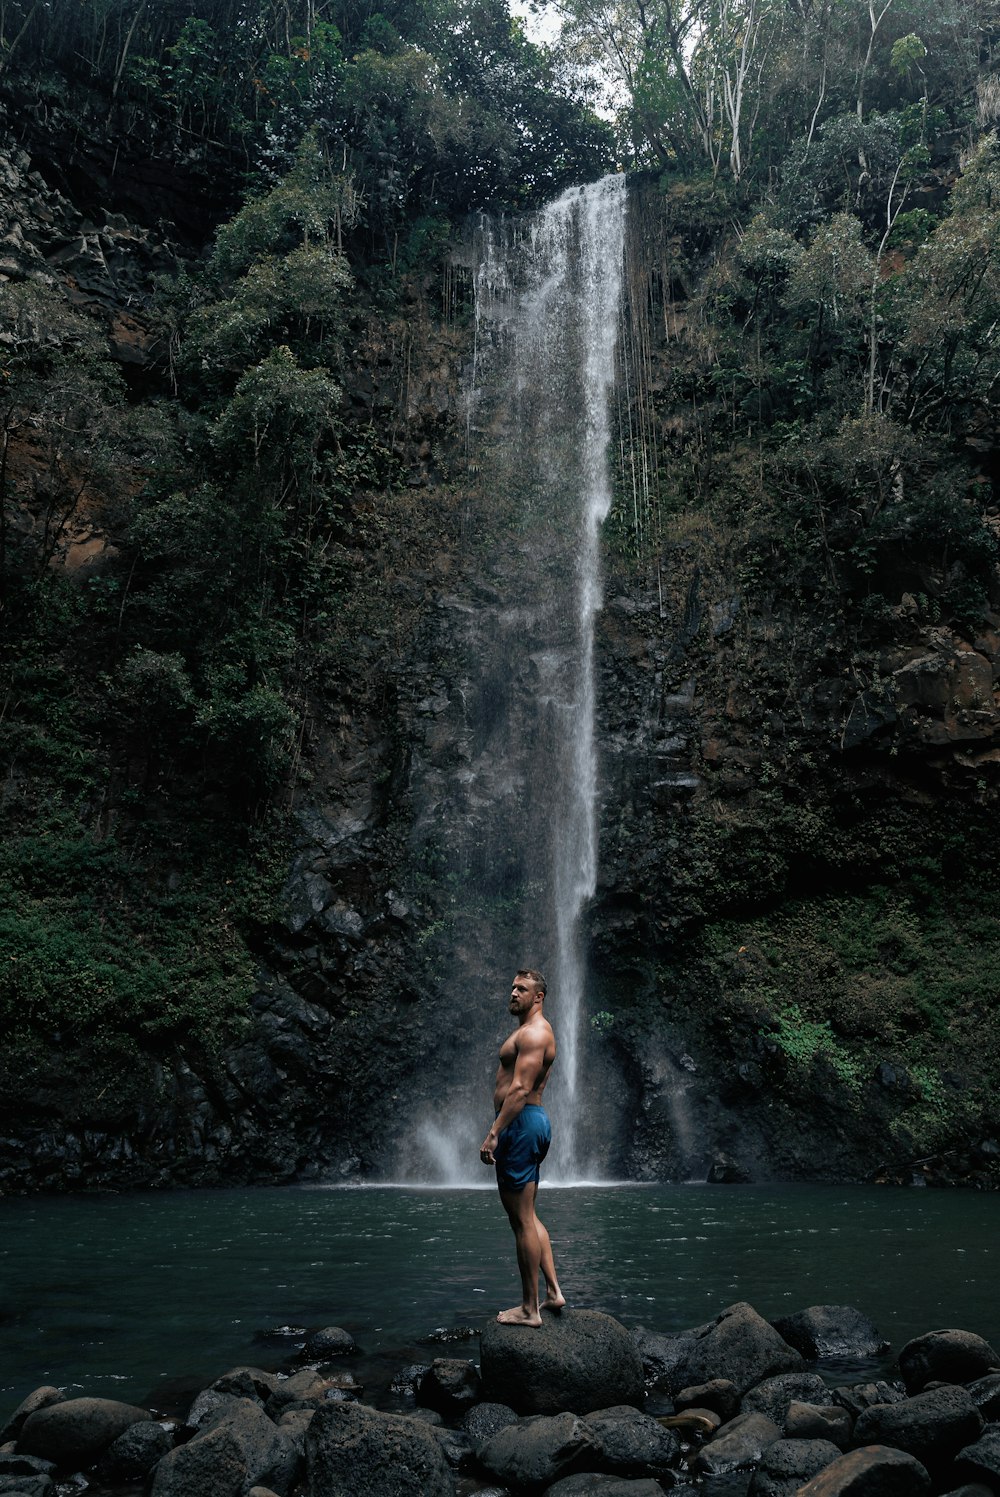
[765,1005,866,1095]
[0,827,260,1046]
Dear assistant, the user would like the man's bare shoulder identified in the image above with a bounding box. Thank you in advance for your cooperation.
[517,1011,555,1048]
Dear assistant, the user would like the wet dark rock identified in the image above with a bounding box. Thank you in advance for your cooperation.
[673,1304,805,1398]
[691,1412,782,1476]
[304,1326,358,1358]
[212,1368,282,1402]
[477,1411,596,1490]
[461,1400,518,1451]
[94,1419,174,1481]
[897,1331,1000,1393]
[425,1325,478,1345]
[305,1401,454,1496]
[741,1373,829,1426]
[0,1477,54,1497]
[545,1476,668,1496]
[267,1370,341,1415]
[430,1425,474,1470]
[0,1458,54,1483]
[0,1391,65,1446]
[633,1327,699,1393]
[770,1307,889,1362]
[415,1358,482,1415]
[17,1396,153,1468]
[966,1373,1000,1421]
[184,1389,248,1431]
[583,1405,680,1476]
[952,1426,1000,1487]
[480,1309,645,1415]
[795,1444,931,1494]
[390,1363,431,1397]
[676,1380,741,1422]
[784,1402,853,1448]
[853,1384,983,1468]
[747,1436,843,1495]
[151,1398,292,1497]
[832,1383,907,1420]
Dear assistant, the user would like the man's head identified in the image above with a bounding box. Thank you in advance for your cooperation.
[516,968,546,997]
[510,969,546,1018]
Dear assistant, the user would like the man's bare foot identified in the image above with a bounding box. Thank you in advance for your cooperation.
[497,1306,542,1326]
[541,1293,566,1312]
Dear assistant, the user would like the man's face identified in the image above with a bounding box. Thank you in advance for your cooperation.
[510,975,539,1016]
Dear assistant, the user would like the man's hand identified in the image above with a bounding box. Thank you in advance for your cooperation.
[480,1128,498,1165]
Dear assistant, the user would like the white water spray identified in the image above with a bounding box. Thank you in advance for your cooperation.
[474,176,627,1180]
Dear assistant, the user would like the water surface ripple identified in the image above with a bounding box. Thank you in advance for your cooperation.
[1,1183,995,1409]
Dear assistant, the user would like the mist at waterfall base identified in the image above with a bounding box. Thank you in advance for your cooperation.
[407,175,628,1188]
[3,1183,998,1413]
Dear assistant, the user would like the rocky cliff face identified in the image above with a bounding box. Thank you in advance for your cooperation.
[3,143,999,1194]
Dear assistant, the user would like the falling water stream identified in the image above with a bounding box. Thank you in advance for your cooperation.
[415,175,628,1183]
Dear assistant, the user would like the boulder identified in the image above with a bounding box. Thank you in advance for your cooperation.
[832,1383,906,1420]
[897,1332,1000,1393]
[304,1326,357,1359]
[17,1397,152,1468]
[676,1380,741,1422]
[583,1406,680,1477]
[150,1398,290,1497]
[416,1358,482,1415]
[747,1436,842,1496]
[430,1426,474,1470]
[770,1307,888,1362]
[304,1402,454,1497]
[784,1401,852,1448]
[966,1373,1000,1421]
[853,1384,983,1467]
[267,1370,347,1416]
[691,1412,782,1476]
[461,1401,517,1451]
[212,1369,282,1402]
[480,1309,645,1414]
[477,1411,596,1490]
[937,1486,994,1497]
[545,1477,668,1496]
[0,1392,65,1446]
[953,1426,1000,1487]
[633,1327,699,1392]
[741,1372,829,1426]
[676,1305,804,1398]
[95,1419,174,1481]
[185,1389,248,1431]
[0,1477,54,1497]
[795,1445,931,1494]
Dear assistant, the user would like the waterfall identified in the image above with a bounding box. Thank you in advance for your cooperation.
[408,174,627,1186]
[472,174,628,1179]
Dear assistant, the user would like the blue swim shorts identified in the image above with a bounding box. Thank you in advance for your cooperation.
[494,1104,552,1192]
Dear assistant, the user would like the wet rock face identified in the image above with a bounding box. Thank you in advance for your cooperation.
[480,1309,646,1415]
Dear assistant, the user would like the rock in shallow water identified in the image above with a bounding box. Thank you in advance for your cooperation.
[480,1308,645,1414]
[17,1397,153,1468]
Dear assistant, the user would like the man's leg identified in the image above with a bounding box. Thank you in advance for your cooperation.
[536,1212,565,1312]
[497,1182,564,1323]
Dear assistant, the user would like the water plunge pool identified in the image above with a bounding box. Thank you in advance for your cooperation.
[1,1182,996,1412]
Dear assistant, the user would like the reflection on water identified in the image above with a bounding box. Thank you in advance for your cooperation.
[1,1183,996,1412]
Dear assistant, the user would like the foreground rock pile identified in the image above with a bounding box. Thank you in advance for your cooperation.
[3,1302,1000,1495]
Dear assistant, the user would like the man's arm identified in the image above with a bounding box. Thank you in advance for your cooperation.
[479,1027,546,1164]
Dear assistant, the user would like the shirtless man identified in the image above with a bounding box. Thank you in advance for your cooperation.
[479,969,566,1326]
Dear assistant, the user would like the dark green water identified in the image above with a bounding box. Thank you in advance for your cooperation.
[1,1183,996,1415]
